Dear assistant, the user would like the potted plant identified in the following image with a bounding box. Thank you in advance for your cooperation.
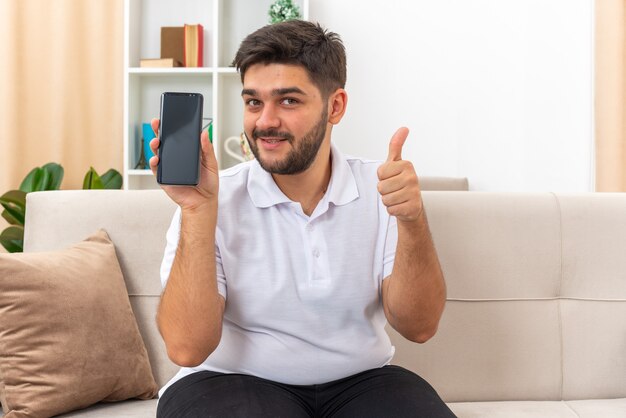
[268,0,301,24]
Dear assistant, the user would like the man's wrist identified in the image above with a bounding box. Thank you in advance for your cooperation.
[181,198,218,217]
[396,207,427,234]
[180,200,218,233]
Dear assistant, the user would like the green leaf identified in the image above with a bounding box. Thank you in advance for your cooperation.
[19,167,43,193]
[100,169,123,189]
[2,209,20,225]
[0,225,24,253]
[19,163,64,192]
[0,190,26,208]
[0,190,26,226]
[0,204,25,225]
[82,167,104,189]
[42,163,64,190]
[36,169,51,192]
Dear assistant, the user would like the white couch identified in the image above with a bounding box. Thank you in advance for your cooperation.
[6,185,626,417]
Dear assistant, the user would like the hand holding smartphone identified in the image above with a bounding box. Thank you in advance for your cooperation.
[157,92,203,185]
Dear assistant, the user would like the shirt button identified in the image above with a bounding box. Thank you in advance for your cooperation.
[307,224,315,232]
[313,249,320,258]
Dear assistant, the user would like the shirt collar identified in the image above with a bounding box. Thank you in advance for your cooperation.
[247,142,359,209]
[326,142,360,206]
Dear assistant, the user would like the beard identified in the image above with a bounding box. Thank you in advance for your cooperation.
[246,107,329,175]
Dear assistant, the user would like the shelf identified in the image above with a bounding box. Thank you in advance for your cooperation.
[215,67,238,74]
[128,169,154,176]
[128,67,237,75]
[128,67,215,75]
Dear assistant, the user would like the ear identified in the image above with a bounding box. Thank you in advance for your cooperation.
[327,88,348,125]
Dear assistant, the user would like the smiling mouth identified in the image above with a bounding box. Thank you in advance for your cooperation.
[260,138,288,144]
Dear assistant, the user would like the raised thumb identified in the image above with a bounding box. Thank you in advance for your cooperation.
[387,127,409,162]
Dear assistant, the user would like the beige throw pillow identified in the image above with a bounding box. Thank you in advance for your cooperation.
[0,229,158,417]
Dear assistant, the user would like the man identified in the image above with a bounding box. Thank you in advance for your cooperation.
[151,20,455,418]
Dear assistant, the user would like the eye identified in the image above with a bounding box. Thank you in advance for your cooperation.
[280,98,299,106]
[245,98,261,108]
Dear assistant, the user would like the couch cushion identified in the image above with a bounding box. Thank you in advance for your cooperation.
[560,300,626,401]
[388,300,563,402]
[0,399,158,417]
[0,230,158,417]
[448,399,626,418]
[566,398,626,417]
[48,399,158,417]
[558,195,626,400]
[448,401,579,417]
[424,192,562,300]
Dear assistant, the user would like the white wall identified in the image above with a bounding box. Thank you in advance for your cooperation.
[310,0,594,192]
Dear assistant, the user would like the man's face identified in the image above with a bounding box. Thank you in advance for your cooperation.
[241,63,329,175]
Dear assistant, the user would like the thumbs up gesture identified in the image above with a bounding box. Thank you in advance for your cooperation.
[377,127,423,223]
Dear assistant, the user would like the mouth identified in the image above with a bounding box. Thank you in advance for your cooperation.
[251,130,293,151]
[257,136,289,151]
[259,137,288,144]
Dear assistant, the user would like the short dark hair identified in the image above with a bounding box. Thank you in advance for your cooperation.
[233,20,347,98]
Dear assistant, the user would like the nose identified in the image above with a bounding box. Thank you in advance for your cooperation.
[256,103,280,131]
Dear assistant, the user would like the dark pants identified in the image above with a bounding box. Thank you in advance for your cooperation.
[157,365,456,418]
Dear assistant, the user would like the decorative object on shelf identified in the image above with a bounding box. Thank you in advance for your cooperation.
[139,58,182,68]
[268,0,301,24]
[134,138,148,169]
[224,133,255,163]
[0,163,123,253]
[143,122,156,161]
[134,122,155,169]
[184,24,204,67]
[160,26,185,66]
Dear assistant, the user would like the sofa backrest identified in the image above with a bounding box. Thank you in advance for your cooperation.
[388,192,626,402]
[23,190,625,403]
[419,176,469,191]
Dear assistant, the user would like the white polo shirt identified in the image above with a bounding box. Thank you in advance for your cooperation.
[159,142,398,395]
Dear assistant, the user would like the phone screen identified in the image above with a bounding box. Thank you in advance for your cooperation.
[157,92,204,185]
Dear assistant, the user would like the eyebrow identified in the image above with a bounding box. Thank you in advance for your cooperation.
[241,87,307,97]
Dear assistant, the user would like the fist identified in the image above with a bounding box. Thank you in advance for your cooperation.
[377,127,423,223]
[147,118,220,211]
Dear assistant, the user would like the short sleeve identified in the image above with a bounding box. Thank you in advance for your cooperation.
[160,207,181,289]
[382,214,398,280]
[215,230,227,299]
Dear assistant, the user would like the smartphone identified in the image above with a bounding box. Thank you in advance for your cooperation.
[157,92,204,185]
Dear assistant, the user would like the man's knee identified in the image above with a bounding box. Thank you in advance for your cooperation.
[322,366,456,418]
[157,371,312,418]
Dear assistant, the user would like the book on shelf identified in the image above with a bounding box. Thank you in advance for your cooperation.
[139,58,182,68]
[184,24,204,67]
[160,26,185,66]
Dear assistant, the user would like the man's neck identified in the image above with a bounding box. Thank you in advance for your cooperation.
[272,141,332,217]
